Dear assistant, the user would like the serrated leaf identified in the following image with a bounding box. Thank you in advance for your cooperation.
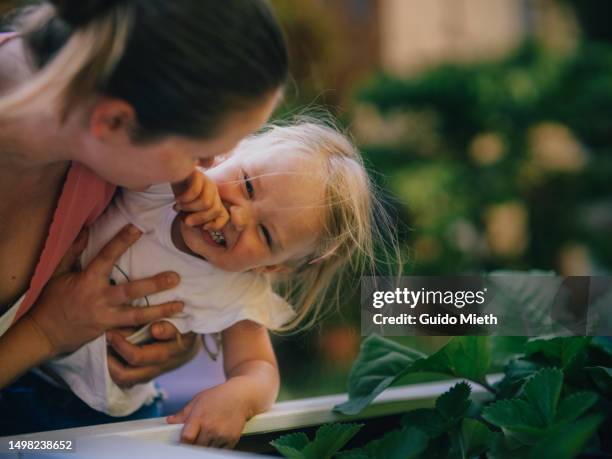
[333,335,426,415]
[435,382,472,422]
[361,426,429,459]
[522,368,563,426]
[482,399,546,445]
[555,391,598,424]
[459,419,494,458]
[527,415,604,459]
[303,423,362,459]
[270,424,362,459]
[524,337,590,368]
[400,408,446,437]
[271,432,310,459]
[335,336,490,415]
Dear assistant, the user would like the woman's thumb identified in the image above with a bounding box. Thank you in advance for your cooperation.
[54,228,89,277]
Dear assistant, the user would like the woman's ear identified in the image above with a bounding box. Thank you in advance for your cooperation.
[89,99,136,141]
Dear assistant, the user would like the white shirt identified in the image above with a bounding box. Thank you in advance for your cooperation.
[45,184,295,416]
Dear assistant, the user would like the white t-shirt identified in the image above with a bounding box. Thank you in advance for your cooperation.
[46,184,295,416]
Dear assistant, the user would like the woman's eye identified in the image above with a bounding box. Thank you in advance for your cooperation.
[243,173,254,198]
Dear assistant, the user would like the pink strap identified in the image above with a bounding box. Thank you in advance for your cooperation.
[13,163,116,323]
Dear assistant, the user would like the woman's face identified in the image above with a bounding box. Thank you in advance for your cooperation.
[77,91,281,190]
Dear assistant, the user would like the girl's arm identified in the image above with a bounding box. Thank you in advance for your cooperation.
[167,320,280,448]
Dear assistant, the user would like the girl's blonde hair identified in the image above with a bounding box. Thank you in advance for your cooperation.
[238,118,401,332]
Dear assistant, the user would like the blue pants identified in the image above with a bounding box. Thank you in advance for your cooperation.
[0,373,163,436]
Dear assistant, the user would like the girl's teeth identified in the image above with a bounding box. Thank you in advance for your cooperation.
[208,230,226,246]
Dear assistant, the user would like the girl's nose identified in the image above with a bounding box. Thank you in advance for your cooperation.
[229,205,249,232]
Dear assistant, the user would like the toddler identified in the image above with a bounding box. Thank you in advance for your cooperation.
[46,120,392,447]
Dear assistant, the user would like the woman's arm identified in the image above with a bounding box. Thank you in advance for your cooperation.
[166,320,279,448]
[0,224,183,389]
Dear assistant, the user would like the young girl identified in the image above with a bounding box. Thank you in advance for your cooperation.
[47,120,395,448]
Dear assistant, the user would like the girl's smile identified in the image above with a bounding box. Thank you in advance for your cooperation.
[172,146,326,273]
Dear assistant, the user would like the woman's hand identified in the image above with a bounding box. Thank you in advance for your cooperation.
[29,224,184,356]
[106,322,199,387]
[167,382,249,449]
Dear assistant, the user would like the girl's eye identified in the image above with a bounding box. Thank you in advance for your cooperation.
[259,224,273,249]
[243,173,254,198]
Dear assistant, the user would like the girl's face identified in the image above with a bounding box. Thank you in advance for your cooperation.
[77,91,281,190]
[179,144,326,273]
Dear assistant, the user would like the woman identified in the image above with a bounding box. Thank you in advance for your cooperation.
[0,0,288,433]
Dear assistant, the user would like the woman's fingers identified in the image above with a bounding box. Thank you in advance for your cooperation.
[111,301,183,329]
[87,225,142,277]
[167,401,193,424]
[108,271,180,305]
[107,352,161,387]
[107,327,194,366]
[52,228,89,278]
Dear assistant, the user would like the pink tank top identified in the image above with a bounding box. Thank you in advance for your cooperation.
[1,32,116,323]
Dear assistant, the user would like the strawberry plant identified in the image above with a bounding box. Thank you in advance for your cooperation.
[271,335,611,458]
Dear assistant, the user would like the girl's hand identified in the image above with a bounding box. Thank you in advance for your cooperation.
[29,224,184,356]
[171,171,229,231]
[167,382,249,449]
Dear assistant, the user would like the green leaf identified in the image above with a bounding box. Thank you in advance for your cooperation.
[490,336,528,366]
[271,432,310,459]
[400,408,446,437]
[524,337,590,368]
[482,399,546,444]
[361,426,429,459]
[586,366,612,396]
[335,336,491,415]
[458,419,494,458]
[270,423,363,459]
[435,382,472,422]
[555,391,598,424]
[413,337,492,385]
[333,335,426,415]
[527,415,604,459]
[522,368,563,426]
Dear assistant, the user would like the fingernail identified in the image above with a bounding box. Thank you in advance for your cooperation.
[106,331,113,342]
[174,302,184,313]
[128,225,141,236]
[152,323,163,335]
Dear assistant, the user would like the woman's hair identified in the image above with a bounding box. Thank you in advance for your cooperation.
[0,0,288,139]
[236,118,401,332]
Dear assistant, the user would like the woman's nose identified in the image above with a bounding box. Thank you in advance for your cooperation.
[197,157,215,168]
[229,205,250,232]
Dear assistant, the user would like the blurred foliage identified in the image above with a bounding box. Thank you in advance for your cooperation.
[355,41,612,275]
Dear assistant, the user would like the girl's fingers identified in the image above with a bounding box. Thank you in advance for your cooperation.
[176,171,204,204]
[167,401,194,424]
[87,225,142,277]
[181,421,201,444]
[111,301,183,329]
[53,228,89,278]
[184,208,223,227]
[108,271,180,305]
[204,212,230,232]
